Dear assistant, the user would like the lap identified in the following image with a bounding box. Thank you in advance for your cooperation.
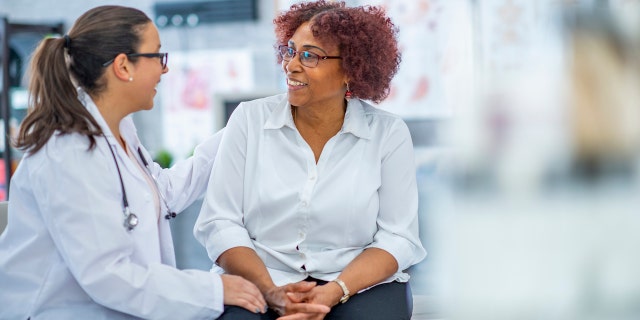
[217,306,280,320]
[218,281,411,320]
[325,281,411,320]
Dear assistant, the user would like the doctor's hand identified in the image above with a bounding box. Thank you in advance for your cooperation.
[221,274,267,314]
[265,281,330,318]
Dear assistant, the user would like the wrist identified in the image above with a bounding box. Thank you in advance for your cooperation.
[325,281,342,306]
[261,285,277,297]
[331,278,351,304]
[257,280,278,297]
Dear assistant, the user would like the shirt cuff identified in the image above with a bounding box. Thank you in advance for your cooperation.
[367,229,427,271]
[205,225,256,263]
[210,273,224,314]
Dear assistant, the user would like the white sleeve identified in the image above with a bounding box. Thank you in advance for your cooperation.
[194,103,255,265]
[30,137,224,319]
[366,119,427,271]
[144,129,224,213]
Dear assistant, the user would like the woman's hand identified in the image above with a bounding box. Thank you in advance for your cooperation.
[221,274,267,314]
[276,281,343,320]
[289,281,343,307]
[265,281,330,318]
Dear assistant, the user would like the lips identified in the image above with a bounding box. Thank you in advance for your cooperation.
[287,78,307,87]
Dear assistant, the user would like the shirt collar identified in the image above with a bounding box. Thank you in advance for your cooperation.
[263,95,372,140]
[342,98,371,140]
[264,94,294,130]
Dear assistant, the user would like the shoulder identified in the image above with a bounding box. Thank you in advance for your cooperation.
[240,93,287,107]
[226,93,288,128]
[25,132,103,173]
[357,99,409,135]
[235,93,287,114]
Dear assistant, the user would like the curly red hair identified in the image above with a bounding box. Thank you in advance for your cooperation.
[274,0,400,103]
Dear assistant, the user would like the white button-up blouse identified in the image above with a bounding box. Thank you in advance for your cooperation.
[195,94,426,287]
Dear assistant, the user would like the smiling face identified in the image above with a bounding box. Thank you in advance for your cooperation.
[283,22,347,111]
[129,22,168,111]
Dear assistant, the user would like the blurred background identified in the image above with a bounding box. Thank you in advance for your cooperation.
[1,0,640,319]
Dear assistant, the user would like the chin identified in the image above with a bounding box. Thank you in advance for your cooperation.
[287,96,306,108]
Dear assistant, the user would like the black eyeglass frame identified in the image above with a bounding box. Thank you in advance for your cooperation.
[102,52,168,69]
[278,45,341,68]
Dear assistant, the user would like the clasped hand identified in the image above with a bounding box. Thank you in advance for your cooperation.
[266,280,337,320]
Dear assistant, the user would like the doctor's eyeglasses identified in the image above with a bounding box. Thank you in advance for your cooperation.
[102,52,168,69]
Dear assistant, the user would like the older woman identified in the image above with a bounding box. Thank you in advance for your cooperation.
[195,1,426,319]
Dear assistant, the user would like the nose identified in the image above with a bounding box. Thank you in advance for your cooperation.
[284,54,302,73]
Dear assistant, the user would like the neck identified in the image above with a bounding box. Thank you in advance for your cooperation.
[293,99,347,128]
[92,95,127,150]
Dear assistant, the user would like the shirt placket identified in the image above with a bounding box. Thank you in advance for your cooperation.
[296,144,317,272]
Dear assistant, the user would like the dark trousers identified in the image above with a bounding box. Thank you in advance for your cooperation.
[218,279,412,320]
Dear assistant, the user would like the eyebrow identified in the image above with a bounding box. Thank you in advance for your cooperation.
[287,40,328,55]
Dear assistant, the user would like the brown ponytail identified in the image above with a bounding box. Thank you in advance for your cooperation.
[15,36,102,153]
[14,5,151,154]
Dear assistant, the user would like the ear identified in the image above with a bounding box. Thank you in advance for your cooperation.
[109,53,134,82]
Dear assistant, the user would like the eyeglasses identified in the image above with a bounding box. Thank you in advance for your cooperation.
[278,45,341,68]
[102,52,168,69]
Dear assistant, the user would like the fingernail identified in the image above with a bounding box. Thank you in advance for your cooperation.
[255,308,260,313]
[263,306,268,313]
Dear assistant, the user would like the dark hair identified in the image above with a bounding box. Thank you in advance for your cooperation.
[274,0,400,103]
[15,5,151,154]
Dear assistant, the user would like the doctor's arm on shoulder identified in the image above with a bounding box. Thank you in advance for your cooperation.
[136,127,225,214]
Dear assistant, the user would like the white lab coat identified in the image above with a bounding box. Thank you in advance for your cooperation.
[0,89,225,319]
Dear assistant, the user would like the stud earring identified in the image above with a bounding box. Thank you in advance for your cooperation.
[345,83,353,100]
[129,77,133,82]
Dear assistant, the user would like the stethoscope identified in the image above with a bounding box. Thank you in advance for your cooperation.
[104,135,176,231]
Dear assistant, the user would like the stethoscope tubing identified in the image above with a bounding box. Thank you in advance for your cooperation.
[103,135,175,231]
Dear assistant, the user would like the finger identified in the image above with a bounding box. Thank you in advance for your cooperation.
[286,291,307,303]
[239,277,267,309]
[278,313,326,320]
[238,302,263,314]
[287,281,317,293]
[244,291,268,314]
[297,304,330,314]
[286,302,331,315]
[277,313,319,320]
[227,279,268,313]
[247,282,267,307]
[233,292,265,314]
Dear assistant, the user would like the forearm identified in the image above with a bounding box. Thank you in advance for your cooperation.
[290,248,399,309]
[217,246,276,294]
[335,248,398,296]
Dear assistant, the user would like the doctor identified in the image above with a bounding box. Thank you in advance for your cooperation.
[0,5,267,319]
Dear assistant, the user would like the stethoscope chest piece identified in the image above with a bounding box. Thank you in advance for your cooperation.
[104,135,175,231]
[125,212,139,231]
